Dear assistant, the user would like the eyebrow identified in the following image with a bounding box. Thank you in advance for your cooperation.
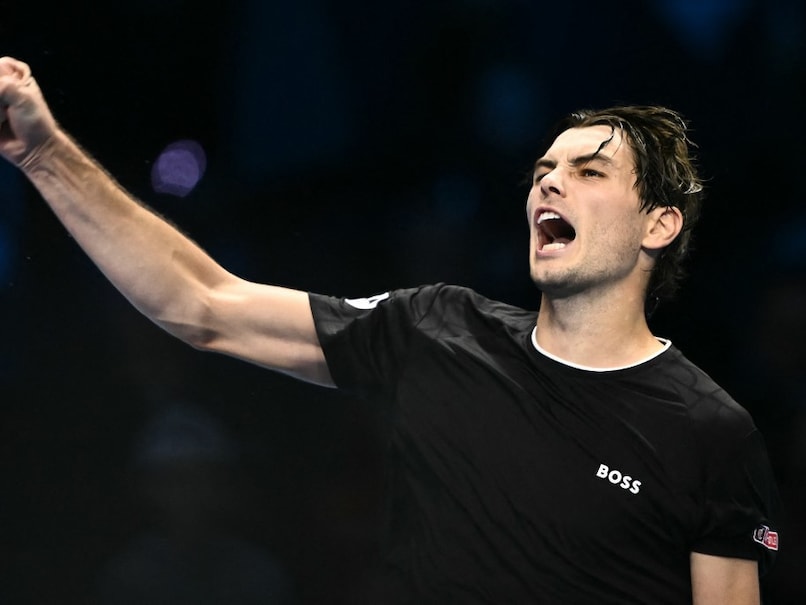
[533,153,615,172]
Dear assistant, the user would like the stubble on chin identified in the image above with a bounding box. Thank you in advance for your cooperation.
[529,265,587,299]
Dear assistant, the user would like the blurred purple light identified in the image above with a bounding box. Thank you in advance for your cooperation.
[151,139,207,197]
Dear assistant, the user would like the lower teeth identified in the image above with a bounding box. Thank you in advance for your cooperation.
[543,242,566,251]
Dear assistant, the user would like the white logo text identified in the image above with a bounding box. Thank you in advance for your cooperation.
[596,463,642,495]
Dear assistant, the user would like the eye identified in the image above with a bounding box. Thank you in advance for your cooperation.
[534,171,549,183]
[581,168,603,178]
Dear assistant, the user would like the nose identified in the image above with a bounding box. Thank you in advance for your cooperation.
[539,169,564,197]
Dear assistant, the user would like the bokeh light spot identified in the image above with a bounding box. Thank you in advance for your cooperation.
[151,139,207,197]
[0,162,23,287]
[651,0,752,58]
[0,223,14,285]
[473,64,546,151]
[432,173,481,225]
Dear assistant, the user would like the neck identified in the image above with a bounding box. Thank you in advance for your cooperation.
[535,285,661,369]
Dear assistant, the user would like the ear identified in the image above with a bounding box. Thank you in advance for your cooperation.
[642,205,683,251]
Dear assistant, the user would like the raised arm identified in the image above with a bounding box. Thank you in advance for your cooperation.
[0,57,332,386]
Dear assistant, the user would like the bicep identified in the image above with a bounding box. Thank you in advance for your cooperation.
[690,552,759,605]
[199,278,334,386]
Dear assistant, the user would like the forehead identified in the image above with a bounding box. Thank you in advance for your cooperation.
[544,125,634,167]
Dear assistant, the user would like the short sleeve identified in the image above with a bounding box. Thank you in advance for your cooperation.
[308,284,447,399]
[692,429,781,574]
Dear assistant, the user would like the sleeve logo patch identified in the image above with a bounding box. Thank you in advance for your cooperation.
[344,292,390,310]
[753,525,779,551]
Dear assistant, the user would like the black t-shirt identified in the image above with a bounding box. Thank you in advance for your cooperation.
[309,284,780,604]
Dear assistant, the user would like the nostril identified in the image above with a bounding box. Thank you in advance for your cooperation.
[539,175,562,196]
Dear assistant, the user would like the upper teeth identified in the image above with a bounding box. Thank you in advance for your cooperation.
[537,211,561,224]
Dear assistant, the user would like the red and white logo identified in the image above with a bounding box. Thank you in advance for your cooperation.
[753,525,779,551]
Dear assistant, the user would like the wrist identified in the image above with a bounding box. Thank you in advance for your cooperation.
[18,128,72,174]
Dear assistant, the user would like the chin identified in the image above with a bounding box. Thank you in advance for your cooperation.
[530,270,587,300]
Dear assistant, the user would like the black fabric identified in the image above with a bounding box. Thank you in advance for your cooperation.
[309,284,780,605]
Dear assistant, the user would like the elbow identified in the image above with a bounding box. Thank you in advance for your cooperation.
[151,291,222,352]
[153,315,219,351]
[182,326,220,352]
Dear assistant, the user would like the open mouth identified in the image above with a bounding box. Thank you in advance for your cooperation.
[536,211,576,251]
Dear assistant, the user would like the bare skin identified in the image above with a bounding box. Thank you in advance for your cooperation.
[691,553,760,605]
[0,56,763,603]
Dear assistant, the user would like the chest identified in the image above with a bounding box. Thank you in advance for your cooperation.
[390,339,701,552]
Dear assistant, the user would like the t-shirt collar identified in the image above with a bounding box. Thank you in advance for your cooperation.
[530,327,671,373]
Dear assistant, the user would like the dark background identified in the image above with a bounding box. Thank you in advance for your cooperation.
[1,1,805,603]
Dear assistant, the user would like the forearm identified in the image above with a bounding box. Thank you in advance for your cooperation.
[21,130,229,343]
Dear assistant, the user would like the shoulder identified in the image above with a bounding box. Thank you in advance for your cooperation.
[658,346,757,446]
[396,283,536,338]
[309,283,536,394]
[311,283,534,333]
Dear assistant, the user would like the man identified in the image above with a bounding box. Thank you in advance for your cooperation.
[0,57,779,603]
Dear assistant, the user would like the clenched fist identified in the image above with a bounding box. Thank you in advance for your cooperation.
[0,57,59,167]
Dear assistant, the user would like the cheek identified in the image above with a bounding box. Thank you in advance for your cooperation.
[525,190,537,219]
[586,213,640,250]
